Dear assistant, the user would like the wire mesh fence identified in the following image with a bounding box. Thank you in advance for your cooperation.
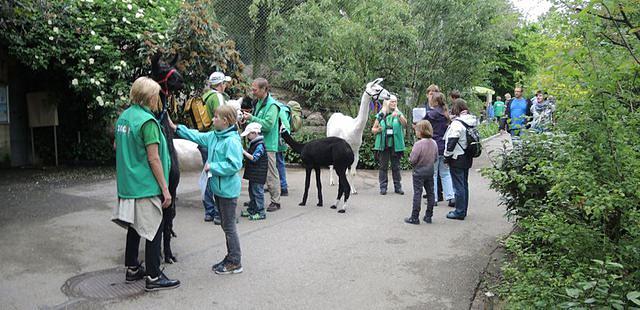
[212,0,303,78]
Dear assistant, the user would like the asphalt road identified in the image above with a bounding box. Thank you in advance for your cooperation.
[0,133,512,310]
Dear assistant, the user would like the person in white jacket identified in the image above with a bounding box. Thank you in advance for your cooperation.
[443,98,478,220]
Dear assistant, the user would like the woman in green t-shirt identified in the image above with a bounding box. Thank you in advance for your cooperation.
[372,95,408,195]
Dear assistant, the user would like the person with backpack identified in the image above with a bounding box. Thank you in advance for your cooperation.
[199,72,231,224]
[443,98,479,220]
[276,101,303,197]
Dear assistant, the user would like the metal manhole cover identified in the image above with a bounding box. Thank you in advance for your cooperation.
[62,267,145,300]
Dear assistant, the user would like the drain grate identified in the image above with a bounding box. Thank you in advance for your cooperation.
[62,267,145,300]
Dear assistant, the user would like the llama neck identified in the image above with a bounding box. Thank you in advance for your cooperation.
[281,131,304,154]
[354,92,371,131]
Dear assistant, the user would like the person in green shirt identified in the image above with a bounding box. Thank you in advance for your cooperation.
[372,95,407,195]
[242,78,284,212]
[494,96,506,126]
[113,77,180,291]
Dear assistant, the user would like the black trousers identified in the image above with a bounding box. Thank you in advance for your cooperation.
[125,219,163,278]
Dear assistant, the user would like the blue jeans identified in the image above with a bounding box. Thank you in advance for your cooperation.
[248,182,265,216]
[450,167,470,217]
[199,146,219,218]
[433,155,455,201]
[276,152,288,191]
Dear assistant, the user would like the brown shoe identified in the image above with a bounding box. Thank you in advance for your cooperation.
[266,203,281,212]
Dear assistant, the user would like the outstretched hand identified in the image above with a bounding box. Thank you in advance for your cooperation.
[167,115,177,132]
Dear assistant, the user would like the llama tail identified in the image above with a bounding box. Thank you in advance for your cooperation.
[280,130,304,154]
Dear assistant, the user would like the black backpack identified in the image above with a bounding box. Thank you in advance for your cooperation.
[455,119,482,158]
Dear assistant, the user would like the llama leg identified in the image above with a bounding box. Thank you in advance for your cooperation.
[315,167,323,206]
[328,165,336,186]
[331,169,344,210]
[338,171,350,213]
[351,153,359,177]
[347,167,357,195]
[300,168,312,206]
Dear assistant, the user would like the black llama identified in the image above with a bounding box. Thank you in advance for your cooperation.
[150,53,183,263]
[280,131,354,213]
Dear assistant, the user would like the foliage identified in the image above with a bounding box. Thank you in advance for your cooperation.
[410,0,515,98]
[262,0,515,111]
[478,121,499,138]
[0,1,249,163]
[0,0,181,111]
[483,1,640,306]
[168,1,248,99]
[486,24,544,97]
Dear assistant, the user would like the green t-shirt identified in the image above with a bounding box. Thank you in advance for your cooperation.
[141,120,161,146]
[494,101,506,117]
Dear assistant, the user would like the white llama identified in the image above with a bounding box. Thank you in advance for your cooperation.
[326,78,391,193]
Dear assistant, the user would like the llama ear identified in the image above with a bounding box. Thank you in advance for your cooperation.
[151,53,161,75]
[372,78,384,85]
[169,53,180,67]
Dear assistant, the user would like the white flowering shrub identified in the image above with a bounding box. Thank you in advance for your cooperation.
[1,0,181,109]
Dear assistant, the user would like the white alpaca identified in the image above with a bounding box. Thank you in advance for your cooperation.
[327,78,391,193]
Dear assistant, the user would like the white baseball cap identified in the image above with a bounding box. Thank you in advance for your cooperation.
[240,122,262,137]
[208,72,232,85]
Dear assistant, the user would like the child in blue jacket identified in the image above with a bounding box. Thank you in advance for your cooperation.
[168,105,244,274]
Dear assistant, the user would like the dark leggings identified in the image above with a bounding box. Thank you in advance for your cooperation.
[125,219,163,278]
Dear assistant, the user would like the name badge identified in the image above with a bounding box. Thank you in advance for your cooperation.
[386,128,394,135]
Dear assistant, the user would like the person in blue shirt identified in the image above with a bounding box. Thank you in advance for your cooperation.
[504,87,532,136]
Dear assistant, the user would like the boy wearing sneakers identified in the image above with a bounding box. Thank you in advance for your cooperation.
[405,120,439,224]
[240,123,268,220]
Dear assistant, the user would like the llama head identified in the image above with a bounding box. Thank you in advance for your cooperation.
[365,78,391,101]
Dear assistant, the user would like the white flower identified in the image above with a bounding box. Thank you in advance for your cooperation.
[53,27,59,33]
[122,16,128,22]
[94,45,101,50]
[138,8,144,13]
[96,96,104,106]
[60,59,66,64]
[48,20,52,25]
[159,6,165,12]
[111,18,118,23]
[135,12,143,18]
[136,34,142,39]
[120,60,127,66]
[95,80,101,86]
[157,34,165,40]
[89,58,94,65]
[81,70,86,75]
[100,91,105,95]
[49,36,54,41]
[71,79,78,86]
[127,4,132,10]
[91,30,96,36]
[99,78,106,83]
[90,78,96,84]
[113,65,122,71]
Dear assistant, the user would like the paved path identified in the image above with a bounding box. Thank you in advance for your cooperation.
[0,133,512,310]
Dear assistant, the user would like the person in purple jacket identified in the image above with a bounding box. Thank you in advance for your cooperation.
[422,92,456,207]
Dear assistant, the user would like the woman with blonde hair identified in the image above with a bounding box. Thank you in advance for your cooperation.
[372,95,408,195]
[113,76,180,291]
